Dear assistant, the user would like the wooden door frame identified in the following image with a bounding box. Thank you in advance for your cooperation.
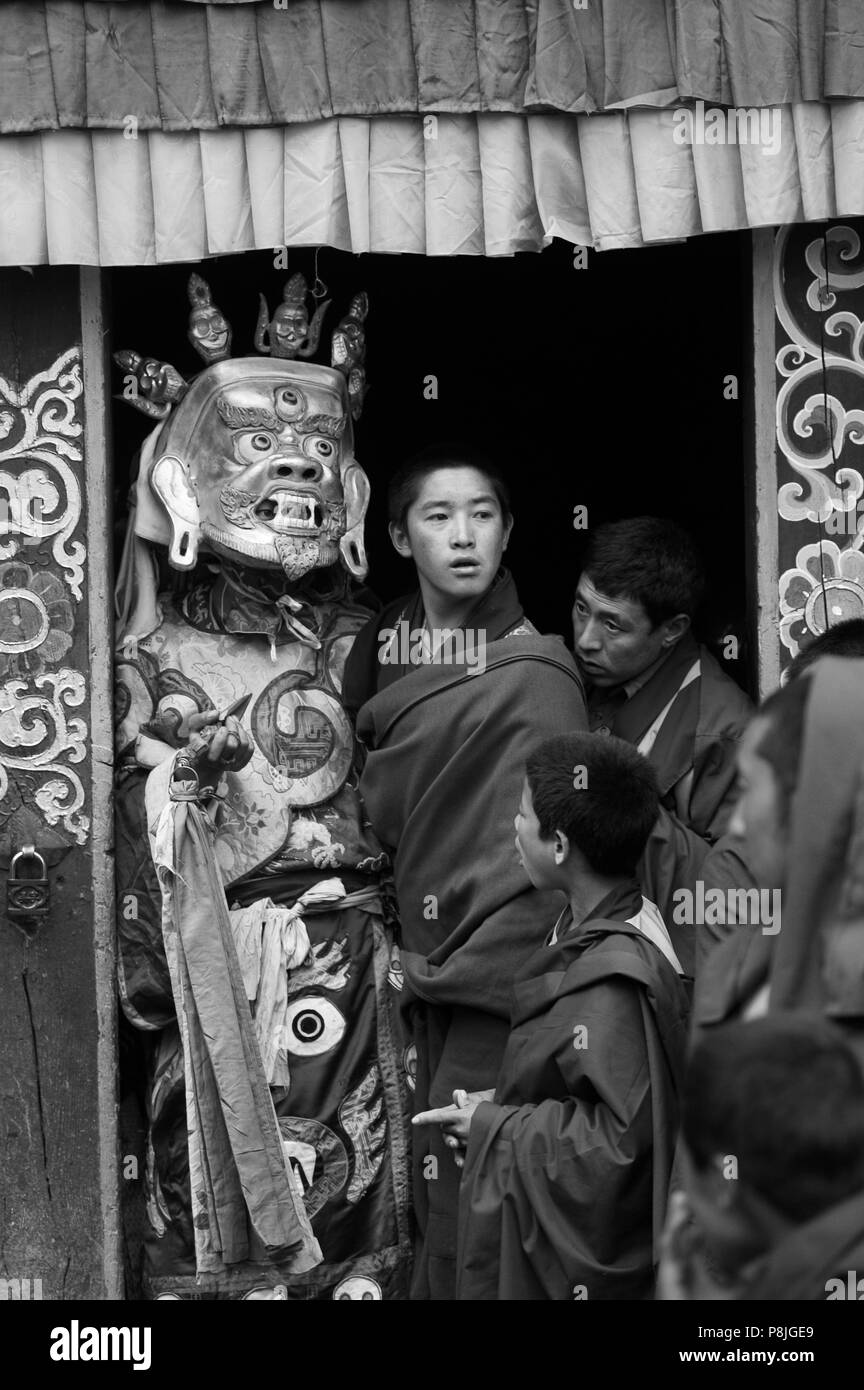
[81,267,122,1300]
[751,228,781,699]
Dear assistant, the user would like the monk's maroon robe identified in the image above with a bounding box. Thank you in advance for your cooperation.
[347,570,587,1300]
[591,636,754,976]
[456,886,691,1301]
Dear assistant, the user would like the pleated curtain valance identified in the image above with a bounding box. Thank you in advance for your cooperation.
[2,104,863,264]
[2,0,864,263]
[2,0,864,134]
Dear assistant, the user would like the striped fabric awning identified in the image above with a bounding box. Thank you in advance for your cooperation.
[2,0,864,263]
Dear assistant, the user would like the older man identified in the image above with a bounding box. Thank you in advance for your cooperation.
[572,517,752,973]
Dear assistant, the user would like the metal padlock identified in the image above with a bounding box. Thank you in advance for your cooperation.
[7,845,50,938]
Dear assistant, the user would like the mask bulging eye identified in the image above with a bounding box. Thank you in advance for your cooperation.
[234,430,277,464]
[275,386,307,422]
[304,436,335,462]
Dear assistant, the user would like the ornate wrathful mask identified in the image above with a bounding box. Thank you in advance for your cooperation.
[137,359,370,583]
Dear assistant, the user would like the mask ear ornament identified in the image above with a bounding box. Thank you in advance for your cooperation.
[339,463,371,580]
[150,454,201,570]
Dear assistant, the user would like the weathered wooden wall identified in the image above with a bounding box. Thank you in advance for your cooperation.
[0,266,119,1299]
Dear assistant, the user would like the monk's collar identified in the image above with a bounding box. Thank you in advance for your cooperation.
[622,644,679,698]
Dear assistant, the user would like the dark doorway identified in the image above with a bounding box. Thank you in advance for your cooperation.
[110,232,752,693]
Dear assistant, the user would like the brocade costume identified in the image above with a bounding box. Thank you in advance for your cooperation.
[114,283,411,1300]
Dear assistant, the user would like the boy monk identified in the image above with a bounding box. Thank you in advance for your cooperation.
[414,732,691,1300]
[345,445,586,1300]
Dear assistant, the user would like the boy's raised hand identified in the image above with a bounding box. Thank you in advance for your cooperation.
[411,1087,495,1147]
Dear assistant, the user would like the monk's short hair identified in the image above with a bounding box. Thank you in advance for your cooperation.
[387,443,512,531]
[525,732,659,877]
[785,617,864,681]
[684,1016,864,1224]
[580,517,704,626]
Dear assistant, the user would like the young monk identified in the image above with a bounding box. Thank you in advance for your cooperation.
[413,732,691,1300]
[344,444,587,1301]
[660,1016,864,1301]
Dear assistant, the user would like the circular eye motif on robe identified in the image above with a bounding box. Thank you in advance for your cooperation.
[332,1276,382,1301]
[277,1116,349,1217]
[283,996,346,1057]
[252,673,354,806]
[402,1043,417,1092]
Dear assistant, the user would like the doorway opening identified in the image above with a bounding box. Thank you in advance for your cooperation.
[109,231,752,1292]
[111,232,753,693]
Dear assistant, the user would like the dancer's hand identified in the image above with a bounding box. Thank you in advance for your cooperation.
[187,710,254,772]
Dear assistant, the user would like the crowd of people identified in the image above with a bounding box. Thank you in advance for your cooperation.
[118,409,864,1301]
[342,443,864,1301]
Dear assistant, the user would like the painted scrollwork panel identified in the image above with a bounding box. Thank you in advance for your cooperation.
[0,347,90,853]
[774,225,864,656]
[0,346,86,600]
[0,670,89,845]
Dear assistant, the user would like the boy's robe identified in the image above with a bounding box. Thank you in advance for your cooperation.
[349,574,587,1299]
[456,888,691,1301]
[737,1189,864,1301]
[592,635,754,976]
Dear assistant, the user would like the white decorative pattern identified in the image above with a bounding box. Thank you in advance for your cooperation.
[775,227,864,527]
[0,346,89,849]
[0,669,89,844]
[775,225,864,657]
[0,347,86,600]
